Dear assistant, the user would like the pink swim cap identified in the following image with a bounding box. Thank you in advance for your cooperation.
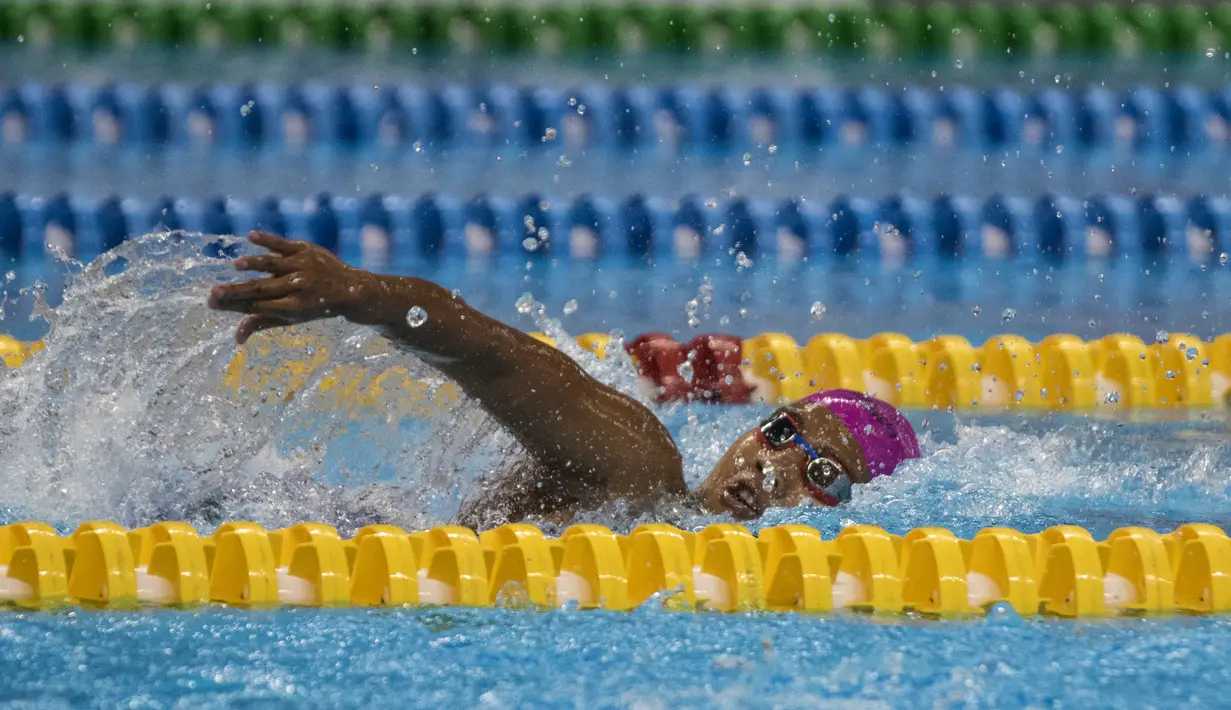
[801,389,920,479]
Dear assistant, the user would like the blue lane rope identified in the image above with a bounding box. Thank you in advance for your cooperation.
[0,191,1223,263]
[2,81,1230,156]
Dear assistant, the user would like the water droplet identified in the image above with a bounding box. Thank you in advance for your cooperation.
[4,271,14,283]
[971,305,981,316]
[1207,47,1217,58]
[1220,252,1228,266]
[1014,389,1026,403]
[1105,391,1121,404]
[985,601,1022,627]
[677,360,694,382]
[1165,370,1177,380]
[768,145,778,154]
[450,288,461,299]
[954,59,963,69]
[1000,308,1016,323]
[698,280,714,307]
[515,293,536,315]
[239,100,254,117]
[522,237,539,251]
[1156,330,1170,345]
[562,299,578,315]
[405,306,427,328]
[827,13,835,23]
[735,252,753,269]
[543,127,557,142]
[810,302,827,321]
[761,468,778,492]
[1186,347,1199,361]
[412,141,423,153]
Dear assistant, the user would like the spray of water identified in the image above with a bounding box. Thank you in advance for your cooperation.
[0,233,533,532]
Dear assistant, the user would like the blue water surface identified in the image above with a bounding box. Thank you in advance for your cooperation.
[5,253,1229,344]
[1,606,1227,709]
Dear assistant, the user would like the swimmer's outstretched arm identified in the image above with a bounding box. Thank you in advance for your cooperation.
[208,232,686,518]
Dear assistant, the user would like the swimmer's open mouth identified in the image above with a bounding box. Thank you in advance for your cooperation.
[722,481,764,519]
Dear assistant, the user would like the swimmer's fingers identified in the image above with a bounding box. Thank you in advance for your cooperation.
[241,297,322,316]
[248,230,307,257]
[233,254,294,276]
[208,275,301,311]
[235,315,287,345]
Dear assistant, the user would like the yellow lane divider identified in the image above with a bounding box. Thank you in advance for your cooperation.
[736,331,1231,409]
[1,520,1228,617]
[7,330,1231,410]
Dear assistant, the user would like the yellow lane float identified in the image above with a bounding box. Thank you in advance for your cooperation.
[2,520,1230,618]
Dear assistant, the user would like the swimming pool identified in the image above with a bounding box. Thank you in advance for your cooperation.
[5,16,1231,706]
[2,231,1230,707]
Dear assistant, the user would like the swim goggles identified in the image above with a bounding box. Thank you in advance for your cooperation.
[756,408,852,507]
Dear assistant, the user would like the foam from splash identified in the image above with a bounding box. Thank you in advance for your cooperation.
[0,233,580,532]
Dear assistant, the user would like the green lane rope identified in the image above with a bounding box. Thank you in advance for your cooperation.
[2,2,1231,59]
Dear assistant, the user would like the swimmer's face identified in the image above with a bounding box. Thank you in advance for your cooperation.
[695,400,871,520]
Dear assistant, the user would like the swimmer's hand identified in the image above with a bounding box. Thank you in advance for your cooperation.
[208,231,376,344]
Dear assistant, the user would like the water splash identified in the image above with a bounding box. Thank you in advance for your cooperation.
[514,291,644,405]
[0,233,523,532]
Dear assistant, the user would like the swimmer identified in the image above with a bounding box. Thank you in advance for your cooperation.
[207,231,919,526]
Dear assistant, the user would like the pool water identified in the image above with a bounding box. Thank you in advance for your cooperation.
[1,232,1230,707]
[7,245,1231,344]
[2,607,1231,708]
